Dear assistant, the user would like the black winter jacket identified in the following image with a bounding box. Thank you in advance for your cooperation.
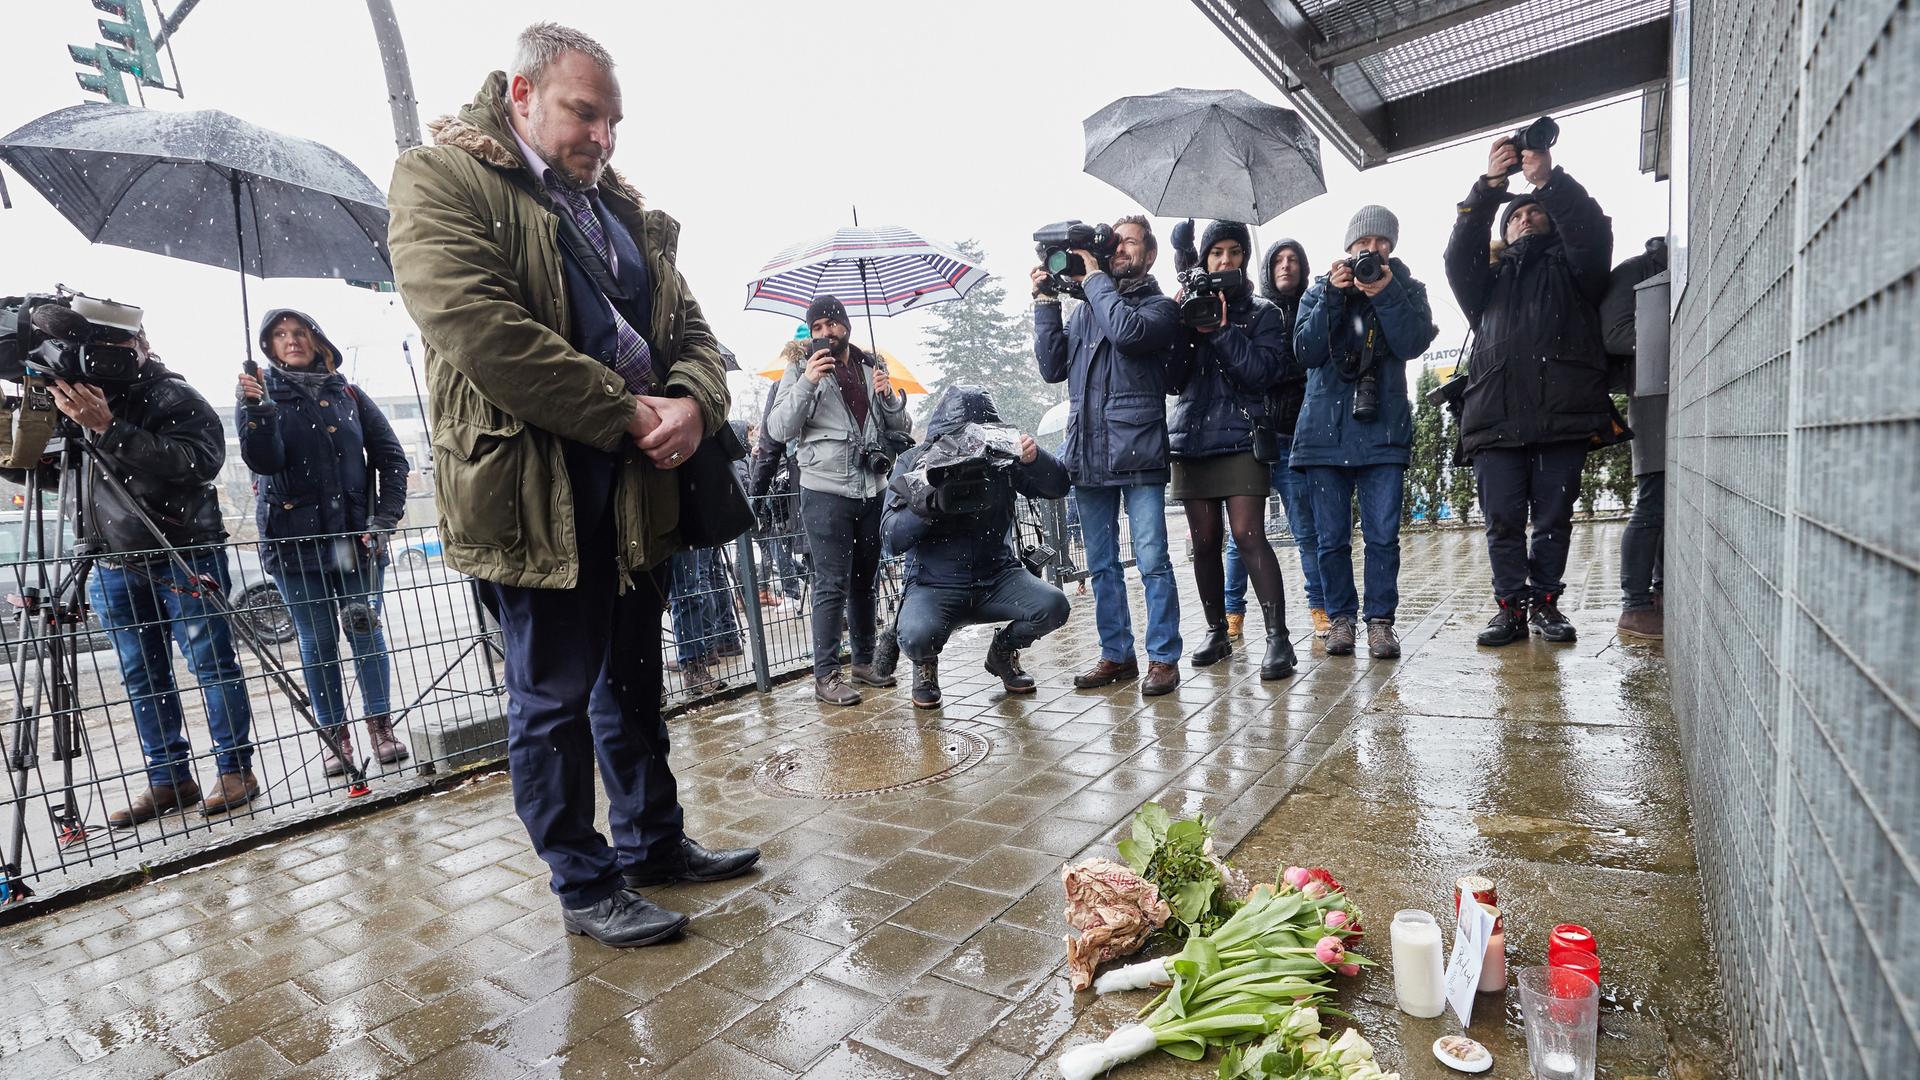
[1167,287,1288,458]
[882,387,1070,589]
[1445,168,1615,455]
[1033,272,1180,487]
[1260,239,1311,440]
[239,359,409,576]
[4,358,229,555]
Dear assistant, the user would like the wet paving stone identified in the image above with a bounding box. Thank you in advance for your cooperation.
[0,525,1733,1080]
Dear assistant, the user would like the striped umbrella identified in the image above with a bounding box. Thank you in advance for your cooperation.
[744,225,987,322]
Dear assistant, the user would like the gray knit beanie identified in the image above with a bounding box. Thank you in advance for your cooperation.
[1343,205,1399,251]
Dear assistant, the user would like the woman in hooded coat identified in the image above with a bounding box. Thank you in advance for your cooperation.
[237,310,410,774]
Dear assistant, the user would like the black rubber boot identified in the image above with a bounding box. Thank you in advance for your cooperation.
[1259,603,1296,680]
[1191,593,1233,667]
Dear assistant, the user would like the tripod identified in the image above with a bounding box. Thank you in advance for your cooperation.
[1,429,370,904]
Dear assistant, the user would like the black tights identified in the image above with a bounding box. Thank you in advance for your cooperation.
[1185,494,1286,621]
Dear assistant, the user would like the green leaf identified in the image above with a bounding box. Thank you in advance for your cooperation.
[1134,802,1172,844]
[1170,880,1217,924]
[1116,837,1150,874]
[1165,818,1208,848]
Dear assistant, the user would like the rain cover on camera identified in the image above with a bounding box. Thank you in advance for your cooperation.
[888,385,1022,511]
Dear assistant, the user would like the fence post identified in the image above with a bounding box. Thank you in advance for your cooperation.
[735,529,773,693]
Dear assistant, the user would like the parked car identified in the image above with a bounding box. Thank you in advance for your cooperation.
[394,527,443,573]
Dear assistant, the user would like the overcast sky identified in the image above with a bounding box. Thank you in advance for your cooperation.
[3,0,1667,418]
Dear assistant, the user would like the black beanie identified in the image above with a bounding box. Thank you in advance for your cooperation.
[1499,194,1542,234]
[805,295,849,329]
[1197,220,1252,263]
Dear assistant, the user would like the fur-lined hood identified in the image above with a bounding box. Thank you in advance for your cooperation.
[425,71,647,213]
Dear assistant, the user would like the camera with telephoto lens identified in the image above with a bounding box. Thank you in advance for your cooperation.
[1033,220,1115,297]
[1339,307,1384,424]
[1176,268,1245,331]
[1500,115,1560,175]
[1341,250,1386,295]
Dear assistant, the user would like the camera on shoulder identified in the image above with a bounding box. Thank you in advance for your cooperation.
[1032,220,1115,297]
[1176,268,1244,331]
[1,288,144,388]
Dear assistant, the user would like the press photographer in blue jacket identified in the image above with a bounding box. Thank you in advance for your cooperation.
[237,309,410,774]
[881,386,1071,709]
[1166,220,1296,681]
[1292,206,1438,661]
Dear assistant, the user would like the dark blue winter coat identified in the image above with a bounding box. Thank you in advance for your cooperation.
[239,311,409,575]
[882,387,1070,589]
[1289,259,1439,469]
[1167,289,1289,458]
[1033,272,1180,487]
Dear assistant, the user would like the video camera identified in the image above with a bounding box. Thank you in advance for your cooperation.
[1176,268,1244,331]
[0,288,145,469]
[1032,220,1115,298]
[892,422,1022,518]
[1498,116,1560,176]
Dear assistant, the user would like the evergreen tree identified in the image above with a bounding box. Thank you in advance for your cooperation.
[919,240,1062,436]
[1446,432,1477,527]
[1408,369,1447,528]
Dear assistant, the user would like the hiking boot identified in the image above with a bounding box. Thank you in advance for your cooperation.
[849,663,895,688]
[365,715,409,765]
[814,672,862,706]
[1225,613,1245,639]
[1477,598,1529,647]
[1259,603,1296,680]
[912,661,942,708]
[1074,657,1139,689]
[1325,615,1356,656]
[108,779,201,828]
[1530,592,1577,643]
[1142,661,1180,696]
[200,771,259,816]
[1366,619,1401,659]
[1310,608,1331,638]
[984,632,1035,693]
[318,727,355,778]
[1617,606,1664,642]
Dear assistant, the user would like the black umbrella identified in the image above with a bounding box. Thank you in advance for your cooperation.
[1083,88,1325,226]
[0,103,391,363]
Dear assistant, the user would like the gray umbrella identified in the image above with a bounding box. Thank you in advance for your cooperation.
[1083,88,1325,225]
[0,104,391,362]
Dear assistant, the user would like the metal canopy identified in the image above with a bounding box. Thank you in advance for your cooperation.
[1191,0,1672,168]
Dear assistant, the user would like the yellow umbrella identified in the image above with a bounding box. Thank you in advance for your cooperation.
[758,346,929,395]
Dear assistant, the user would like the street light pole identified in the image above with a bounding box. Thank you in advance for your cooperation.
[364,0,421,152]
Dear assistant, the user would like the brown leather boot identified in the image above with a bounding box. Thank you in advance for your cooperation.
[365,715,410,765]
[1073,656,1139,689]
[108,778,201,829]
[1616,607,1664,641]
[1310,608,1332,638]
[1142,661,1180,696]
[318,727,354,778]
[200,771,259,816]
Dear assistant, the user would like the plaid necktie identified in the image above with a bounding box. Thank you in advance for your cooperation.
[552,184,654,394]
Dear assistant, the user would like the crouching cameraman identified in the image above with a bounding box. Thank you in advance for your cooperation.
[882,387,1071,708]
[2,298,257,824]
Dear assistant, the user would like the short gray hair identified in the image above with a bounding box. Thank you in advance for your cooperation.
[510,22,615,86]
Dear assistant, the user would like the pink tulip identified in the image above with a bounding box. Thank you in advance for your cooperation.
[1302,881,1330,900]
[1314,935,1346,965]
[1324,909,1349,930]
[1336,962,1362,977]
[1283,866,1312,889]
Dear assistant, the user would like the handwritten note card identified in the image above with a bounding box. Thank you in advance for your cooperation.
[1444,892,1497,1026]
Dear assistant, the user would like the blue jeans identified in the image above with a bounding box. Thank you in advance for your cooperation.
[89,549,254,787]
[1225,443,1325,613]
[1074,483,1182,664]
[1304,464,1406,623]
[670,548,741,663]
[895,569,1071,663]
[274,558,392,731]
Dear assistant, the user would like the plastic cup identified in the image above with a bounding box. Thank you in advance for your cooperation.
[1517,965,1598,1080]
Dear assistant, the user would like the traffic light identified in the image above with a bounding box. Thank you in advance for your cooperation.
[69,43,128,104]
[91,0,160,86]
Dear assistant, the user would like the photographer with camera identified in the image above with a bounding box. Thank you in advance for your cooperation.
[238,309,411,776]
[765,295,912,705]
[1,299,260,824]
[1293,206,1440,659]
[1032,215,1184,695]
[1443,123,1614,646]
[882,386,1070,708]
[1165,221,1296,680]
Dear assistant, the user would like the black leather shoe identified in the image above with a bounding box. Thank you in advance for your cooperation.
[562,888,688,947]
[623,837,762,887]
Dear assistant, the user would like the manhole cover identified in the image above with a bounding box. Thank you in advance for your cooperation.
[754,726,992,799]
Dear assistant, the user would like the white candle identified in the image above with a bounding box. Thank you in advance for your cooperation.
[1392,909,1448,1018]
